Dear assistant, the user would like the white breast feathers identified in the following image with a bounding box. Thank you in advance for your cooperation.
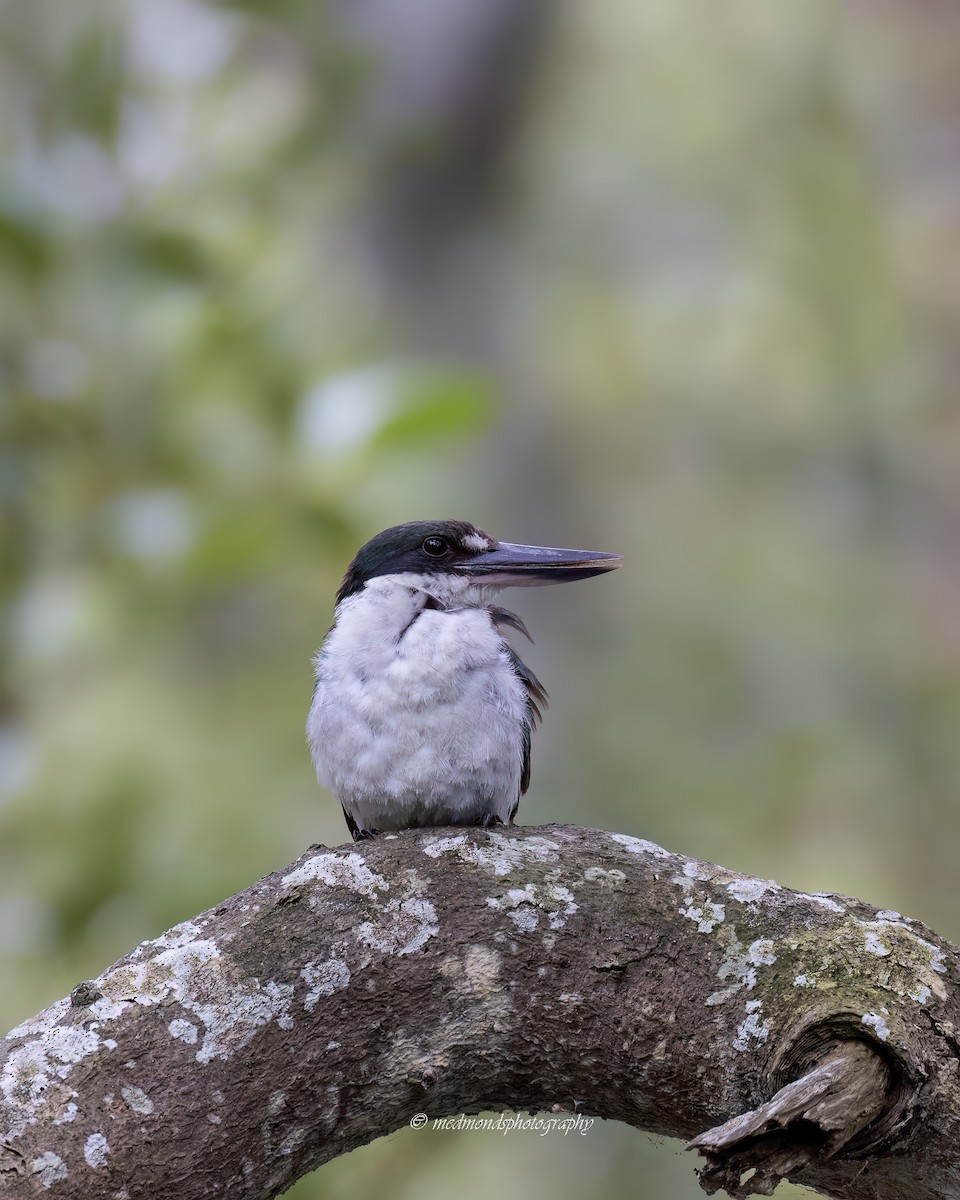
[307,575,530,834]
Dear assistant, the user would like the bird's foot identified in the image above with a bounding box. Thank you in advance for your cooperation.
[352,826,382,842]
[476,812,505,829]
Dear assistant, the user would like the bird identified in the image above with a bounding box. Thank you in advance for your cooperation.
[306,519,621,841]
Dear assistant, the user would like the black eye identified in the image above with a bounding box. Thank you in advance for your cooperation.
[422,536,449,558]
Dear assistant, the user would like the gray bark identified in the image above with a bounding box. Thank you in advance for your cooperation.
[2,824,959,1200]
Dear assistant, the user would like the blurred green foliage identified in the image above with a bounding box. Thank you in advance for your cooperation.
[3,2,960,1198]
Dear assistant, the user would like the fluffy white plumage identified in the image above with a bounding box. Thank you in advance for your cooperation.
[307,573,530,834]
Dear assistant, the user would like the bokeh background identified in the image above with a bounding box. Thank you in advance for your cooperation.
[3,1,960,1197]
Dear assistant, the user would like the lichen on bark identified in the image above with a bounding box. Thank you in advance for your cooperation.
[2,825,959,1200]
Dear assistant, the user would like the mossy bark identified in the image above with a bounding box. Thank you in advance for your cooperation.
[2,825,958,1199]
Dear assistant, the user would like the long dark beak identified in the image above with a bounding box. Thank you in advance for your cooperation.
[453,541,623,587]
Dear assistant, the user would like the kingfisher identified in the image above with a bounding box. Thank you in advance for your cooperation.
[307,519,621,840]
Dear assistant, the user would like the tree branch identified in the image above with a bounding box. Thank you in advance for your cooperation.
[3,825,959,1199]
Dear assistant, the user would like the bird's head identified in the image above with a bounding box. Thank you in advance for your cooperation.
[336,519,621,607]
